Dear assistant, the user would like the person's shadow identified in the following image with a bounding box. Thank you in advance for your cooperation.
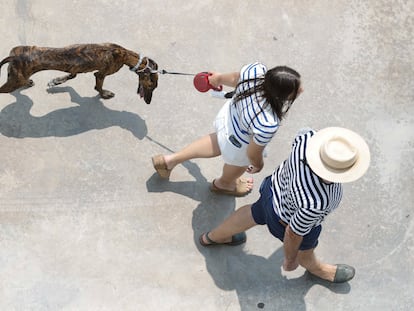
[146,161,352,310]
[0,87,147,139]
[191,200,351,310]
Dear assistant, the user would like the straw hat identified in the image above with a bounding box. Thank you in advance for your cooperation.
[305,127,371,183]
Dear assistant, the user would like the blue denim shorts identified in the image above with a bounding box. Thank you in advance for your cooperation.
[251,176,321,250]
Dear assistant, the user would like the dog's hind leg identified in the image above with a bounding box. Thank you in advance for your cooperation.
[0,80,33,93]
[0,71,33,93]
[0,80,19,93]
[47,73,77,88]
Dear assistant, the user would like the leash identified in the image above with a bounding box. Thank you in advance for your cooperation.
[158,69,195,76]
[130,56,197,76]
[159,69,235,98]
[131,58,234,98]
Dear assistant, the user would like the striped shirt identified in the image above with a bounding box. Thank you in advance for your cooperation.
[271,130,343,236]
[229,62,279,146]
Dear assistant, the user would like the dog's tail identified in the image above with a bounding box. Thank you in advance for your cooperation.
[0,56,12,76]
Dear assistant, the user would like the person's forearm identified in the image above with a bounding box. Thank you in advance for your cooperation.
[283,225,303,263]
[247,140,265,171]
[211,72,240,88]
[217,72,240,87]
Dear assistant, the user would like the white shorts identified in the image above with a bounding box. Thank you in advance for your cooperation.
[214,101,250,167]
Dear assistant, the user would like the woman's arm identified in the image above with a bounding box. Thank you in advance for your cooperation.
[246,140,265,173]
[282,225,303,271]
[208,72,240,88]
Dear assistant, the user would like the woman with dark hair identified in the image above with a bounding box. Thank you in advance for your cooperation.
[152,62,302,196]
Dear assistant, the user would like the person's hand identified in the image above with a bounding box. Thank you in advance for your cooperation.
[283,258,299,271]
[246,165,261,174]
[207,72,221,88]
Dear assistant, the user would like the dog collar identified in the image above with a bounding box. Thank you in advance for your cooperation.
[131,56,159,74]
[130,55,144,72]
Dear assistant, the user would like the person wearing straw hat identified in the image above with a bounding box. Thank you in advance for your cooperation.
[199,127,370,283]
[151,62,302,197]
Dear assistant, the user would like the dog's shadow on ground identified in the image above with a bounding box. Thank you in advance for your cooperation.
[0,87,147,139]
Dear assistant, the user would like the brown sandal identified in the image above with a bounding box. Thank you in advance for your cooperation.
[209,178,252,197]
[151,155,172,179]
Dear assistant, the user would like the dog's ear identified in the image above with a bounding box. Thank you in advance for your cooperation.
[137,77,155,104]
[150,58,158,71]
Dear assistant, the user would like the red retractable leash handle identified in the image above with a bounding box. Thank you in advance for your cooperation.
[193,72,223,93]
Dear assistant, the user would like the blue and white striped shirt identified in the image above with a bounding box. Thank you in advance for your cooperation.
[229,62,279,146]
[271,130,343,236]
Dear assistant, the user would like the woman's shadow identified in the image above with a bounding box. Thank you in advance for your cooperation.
[146,165,351,310]
[191,200,351,310]
[0,87,147,139]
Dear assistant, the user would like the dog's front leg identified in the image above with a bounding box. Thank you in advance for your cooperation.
[47,73,77,88]
[94,72,114,99]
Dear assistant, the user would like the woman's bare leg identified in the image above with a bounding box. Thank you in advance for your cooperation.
[201,204,257,244]
[297,248,337,281]
[163,133,221,170]
[213,163,253,192]
[156,133,252,193]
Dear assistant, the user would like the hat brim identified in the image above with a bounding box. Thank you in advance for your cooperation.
[305,127,371,183]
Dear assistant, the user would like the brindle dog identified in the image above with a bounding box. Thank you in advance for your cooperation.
[0,43,159,104]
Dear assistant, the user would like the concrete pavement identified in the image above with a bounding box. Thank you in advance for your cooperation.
[0,1,413,310]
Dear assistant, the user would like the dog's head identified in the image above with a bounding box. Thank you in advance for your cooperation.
[135,57,159,104]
